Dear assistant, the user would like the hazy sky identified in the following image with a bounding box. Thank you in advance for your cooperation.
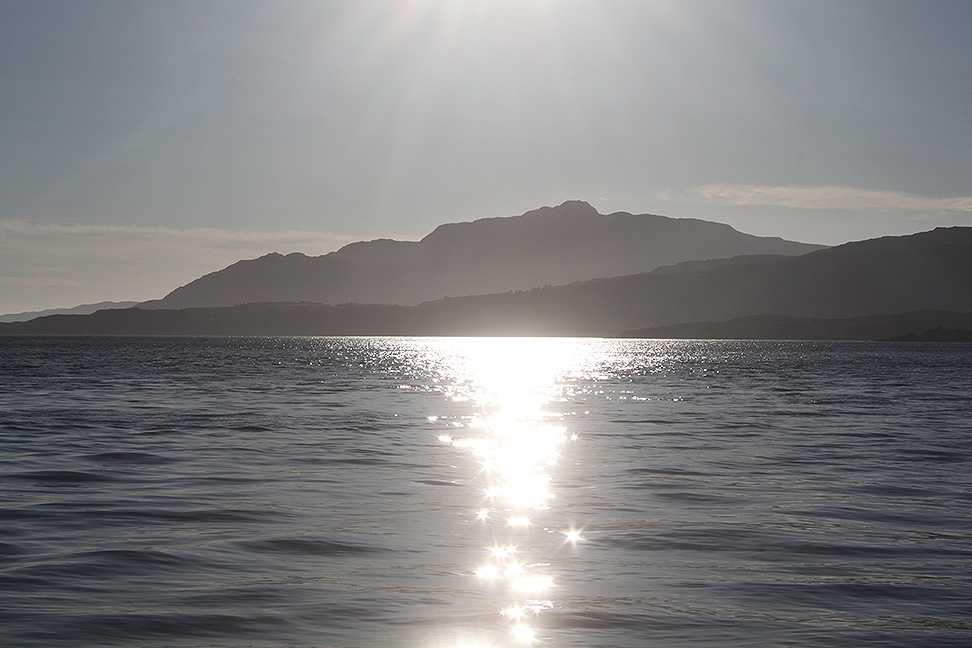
[2,0,971,313]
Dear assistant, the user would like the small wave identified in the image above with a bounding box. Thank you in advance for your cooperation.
[597,527,764,553]
[608,418,676,425]
[0,504,291,527]
[0,541,26,559]
[336,456,392,465]
[543,609,691,631]
[8,610,292,643]
[850,483,937,497]
[0,507,44,522]
[290,455,395,466]
[599,526,970,561]
[650,490,741,504]
[10,547,217,581]
[99,507,291,524]
[0,422,43,432]
[7,470,115,484]
[716,581,963,608]
[621,466,707,476]
[78,548,193,568]
[85,451,178,465]
[180,475,258,485]
[897,449,967,464]
[238,536,390,556]
[413,478,459,486]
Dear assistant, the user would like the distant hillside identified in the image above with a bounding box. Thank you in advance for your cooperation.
[447,225,972,334]
[0,301,139,323]
[620,311,972,341]
[4,227,969,338]
[144,200,824,309]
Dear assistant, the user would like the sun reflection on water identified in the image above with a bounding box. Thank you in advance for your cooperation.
[429,338,595,646]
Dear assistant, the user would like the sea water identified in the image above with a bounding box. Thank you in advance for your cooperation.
[1,336,970,647]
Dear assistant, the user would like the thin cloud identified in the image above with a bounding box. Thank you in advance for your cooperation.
[0,221,359,313]
[673,185,972,213]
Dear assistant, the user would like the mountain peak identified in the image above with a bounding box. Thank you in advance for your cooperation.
[525,200,600,219]
[556,199,598,212]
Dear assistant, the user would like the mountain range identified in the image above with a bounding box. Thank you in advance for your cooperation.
[3,213,970,338]
[142,201,823,309]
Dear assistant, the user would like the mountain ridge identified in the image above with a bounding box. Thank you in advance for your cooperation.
[4,226,969,338]
[143,200,824,310]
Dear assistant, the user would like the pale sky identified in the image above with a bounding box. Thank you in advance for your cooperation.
[2,0,971,314]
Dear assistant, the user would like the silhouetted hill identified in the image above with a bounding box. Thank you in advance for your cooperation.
[0,303,409,336]
[885,327,972,342]
[440,226,972,334]
[144,201,823,309]
[3,227,969,338]
[620,311,972,341]
[0,301,139,323]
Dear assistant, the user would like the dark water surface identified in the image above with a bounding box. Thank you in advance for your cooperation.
[1,336,970,647]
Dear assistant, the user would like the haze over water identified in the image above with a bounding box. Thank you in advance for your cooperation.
[1,336,971,647]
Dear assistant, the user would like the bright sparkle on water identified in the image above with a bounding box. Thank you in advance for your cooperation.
[511,624,536,643]
[563,529,583,544]
[431,338,599,646]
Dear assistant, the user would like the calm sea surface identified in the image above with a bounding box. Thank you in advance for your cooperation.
[1,336,970,648]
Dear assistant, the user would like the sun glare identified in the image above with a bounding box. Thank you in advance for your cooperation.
[429,338,598,645]
[475,565,499,580]
[511,624,536,643]
[501,605,525,620]
[512,575,554,594]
